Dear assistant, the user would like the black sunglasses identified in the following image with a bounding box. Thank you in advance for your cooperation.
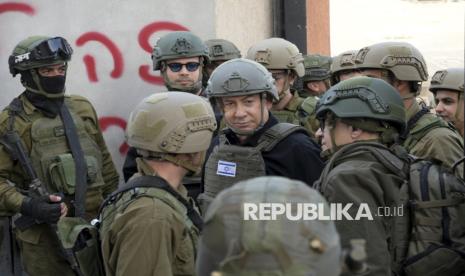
[166,62,200,72]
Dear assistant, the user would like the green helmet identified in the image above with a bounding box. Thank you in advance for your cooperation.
[152,31,210,70]
[429,67,464,95]
[197,176,341,276]
[246,37,305,77]
[354,42,428,82]
[206,58,279,102]
[302,54,332,82]
[316,76,406,135]
[8,36,73,97]
[330,50,357,84]
[205,39,241,61]
[126,92,217,172]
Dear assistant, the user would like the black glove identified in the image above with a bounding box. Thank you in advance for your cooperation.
[20,196,61,224]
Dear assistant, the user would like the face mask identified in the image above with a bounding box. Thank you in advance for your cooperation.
[39,75,66,94]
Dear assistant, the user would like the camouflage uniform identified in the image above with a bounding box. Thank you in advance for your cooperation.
[1,36,118,275]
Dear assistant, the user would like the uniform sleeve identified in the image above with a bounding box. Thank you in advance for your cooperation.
[323,165,395,276]
[411,127,464,173]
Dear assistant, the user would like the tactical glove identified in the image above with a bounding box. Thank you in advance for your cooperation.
[20,196,62,224]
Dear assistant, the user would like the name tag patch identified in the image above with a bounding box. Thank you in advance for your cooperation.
[216,160,236,177]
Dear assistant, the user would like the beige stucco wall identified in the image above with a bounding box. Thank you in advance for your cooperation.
[214,0,273,56]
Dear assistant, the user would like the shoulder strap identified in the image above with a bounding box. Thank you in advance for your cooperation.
[59,103,88,218]
[256,123,307,152]
[100,175,203,231]
[400,105,430,142]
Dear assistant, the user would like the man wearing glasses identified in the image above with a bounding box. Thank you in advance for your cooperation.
[0,36,119,275]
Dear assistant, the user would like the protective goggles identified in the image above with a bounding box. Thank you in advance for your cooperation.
[166,62,200,72]
[31,37,73,61]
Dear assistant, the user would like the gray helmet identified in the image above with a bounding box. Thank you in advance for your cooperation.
[197,176,341,276]
[316,76,406,135]
[302,54,332,82]
[330,50,357,84]
[429,67,464,95]
[205,39,241,61]
[354,42,428,82]
[126,92,217,172]
[8,36,73,97]
[206,58,279,102]
[152,31,210,70]
[246,37,305,77]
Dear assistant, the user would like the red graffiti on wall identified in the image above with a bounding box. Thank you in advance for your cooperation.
[0,2,35,15]
[76,32,124,82]
[138,21,189,85]
[99,116,128,155]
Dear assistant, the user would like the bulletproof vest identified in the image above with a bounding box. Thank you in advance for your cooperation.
[271,92,304,125]
[200,123,305,213]
[99,175,200,256]
[27,98,105,199]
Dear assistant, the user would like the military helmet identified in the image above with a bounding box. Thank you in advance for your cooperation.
[330,50,357,84]
[354,42,428,82]
[429,67,464,94]
[126,92,217,155]
[152,31,210,70]
[302,54,332,82]
[316,76,406,134]
[246,37,305,77]
[206,58,279,102]
[197,176,341,276]
[9,36,73,77]
[205,39,241,61]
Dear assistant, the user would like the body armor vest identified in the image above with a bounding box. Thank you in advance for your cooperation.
[199,123,305,213]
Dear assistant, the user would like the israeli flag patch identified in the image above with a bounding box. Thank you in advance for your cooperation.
[216,160,237,177]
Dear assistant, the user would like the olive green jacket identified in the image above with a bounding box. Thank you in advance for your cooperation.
[271,90,305,126]
[404,101,464,175]
[314,142,405,276]
[101,159,198,276]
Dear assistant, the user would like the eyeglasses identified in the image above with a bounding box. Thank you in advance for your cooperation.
[166,62,200,72]
[32,37,73,61]
[271,72,287,81]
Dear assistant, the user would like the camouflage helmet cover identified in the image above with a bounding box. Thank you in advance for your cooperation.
[197,176,341,276]
[246,37,305,77]
[316,76,406,134]
[152,31,210,70]
[302,54,332,82]
[126,92,217,154]
[429,67,464,94]
[206,58,279,102]
[205,38,241,61]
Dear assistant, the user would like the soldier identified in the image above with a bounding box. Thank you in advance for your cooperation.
[123,31,210,182]
[354,41,463,170]
[330,50,359,85]
[0,36,119,275]
[99,92,216,276]
[203,38,241,86]
[430,67,464,137]
[314,76,408,276]
[246,38,307,128]
[197,176,342,276]
[199,58,324,212]
[297,54,332,137]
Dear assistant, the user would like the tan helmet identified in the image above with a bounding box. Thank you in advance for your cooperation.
[246,37,305,77]
[126,92,217,171]
[196,176,341,276]
[354,42,428,82]
[330,50,357,84]
[429,67,464,95]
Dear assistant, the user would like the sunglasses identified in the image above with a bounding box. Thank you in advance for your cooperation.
[166,62,200,72]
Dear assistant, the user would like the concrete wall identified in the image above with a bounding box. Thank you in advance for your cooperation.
[214,0,273,56]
